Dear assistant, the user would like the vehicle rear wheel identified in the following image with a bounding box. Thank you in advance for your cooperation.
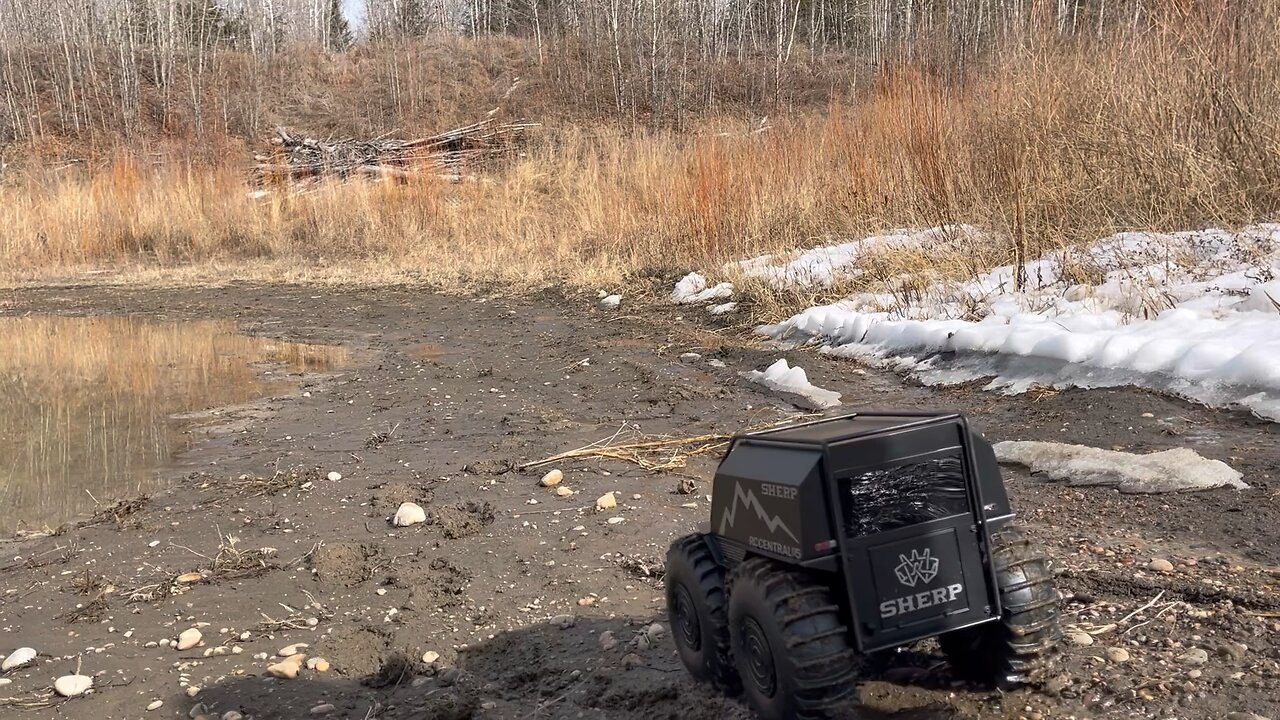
[939,525,1061,688]
[728,557,859,720]
[665,534,740,693]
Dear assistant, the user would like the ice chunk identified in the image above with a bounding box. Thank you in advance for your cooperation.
[672,272,734,304]
[993,441,1248,493]
[741,359,842,409]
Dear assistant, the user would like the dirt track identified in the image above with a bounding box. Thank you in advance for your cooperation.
[1,284,1278,720]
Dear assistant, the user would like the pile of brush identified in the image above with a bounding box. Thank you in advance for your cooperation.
[252,118,537,185]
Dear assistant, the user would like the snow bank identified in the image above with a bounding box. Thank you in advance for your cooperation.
[741,359,842,409]
[733,225,982,289]
[756,224,1280,420]
[994,441,1248,493]
[672,272,734,304]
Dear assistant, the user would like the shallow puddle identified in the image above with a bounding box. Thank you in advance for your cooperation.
[0,315,348,531]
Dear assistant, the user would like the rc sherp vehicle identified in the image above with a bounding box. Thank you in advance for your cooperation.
[666,412,1061,720]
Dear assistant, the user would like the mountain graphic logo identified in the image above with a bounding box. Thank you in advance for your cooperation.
[893,549,939,587]
[718,483,798,543]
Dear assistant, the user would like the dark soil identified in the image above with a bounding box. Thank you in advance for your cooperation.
[0,283,1277,720]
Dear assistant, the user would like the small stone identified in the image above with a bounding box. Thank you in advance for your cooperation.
[1149,558,1175,573]
[253,652,269,661]
[222,713,244,720]
[675,478,697,495]
[239,631,251,641]
[1226,713,1268,720]
[1217,643,1248,662]
[147,700,164,711]
[621,653,644,669]
[376,588,387,596]
[599,632,618,651]
[646,623,666,640]
[598,294,622,310]
[1044,675,1071,695]
[1178,648,1209,665]
[186,686,201,698]
[1,647,36,671]
[555,487,574,498]
[438,668,460,686]
[539,469,563,487]
[327,472,342,482]
[313,659,330,672]
[551,614,576,629]
[189,703,208,718]
[177,628,203,651]
[1065,631,1094,647]
[145,641,159,648]
[1104,647,1130,663]
[595,492,616,511]
[679,353,702,363]
[176,572,204,584]
[278,643,309,657]
[422,651,440,664]
[267,653,306,679]
[310,704,335,715]
[392,502,427,527]
[1187,669,1203,679]
[54,674,93,697]
[577,596,597,607]
[607,517,625,525]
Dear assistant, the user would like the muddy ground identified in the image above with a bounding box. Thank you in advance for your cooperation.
[1,283,1277,720]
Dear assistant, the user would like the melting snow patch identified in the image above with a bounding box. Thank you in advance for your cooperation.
[994,441,1248,493]
[708,302,738,315]
[741,359,841,409]
[673,273,734,304]
[757,224,1280,420]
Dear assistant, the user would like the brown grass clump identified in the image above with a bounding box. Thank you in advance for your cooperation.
[2,8,1278,294]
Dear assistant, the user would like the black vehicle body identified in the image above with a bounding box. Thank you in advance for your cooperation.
[703,411,1013,653]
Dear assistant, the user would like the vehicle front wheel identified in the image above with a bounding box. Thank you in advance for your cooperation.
[665,533,740,693]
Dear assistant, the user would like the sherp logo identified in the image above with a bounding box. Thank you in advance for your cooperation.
[894,548,939,587]
[718,482,798,543]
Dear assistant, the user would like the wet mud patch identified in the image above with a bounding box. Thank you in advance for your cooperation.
[369,481,435,515]
[427,501,495,539]
[312,542,383,588]
[401,557,472,608]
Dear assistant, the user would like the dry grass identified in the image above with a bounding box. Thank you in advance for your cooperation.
[3,11,1278,294]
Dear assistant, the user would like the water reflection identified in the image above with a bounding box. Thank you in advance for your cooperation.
[0,315,348,531]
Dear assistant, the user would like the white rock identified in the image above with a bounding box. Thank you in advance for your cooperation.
[177,628,203,651]
[147,699,164,711]
[53,674,93,697]
[253,652,269,661]
[327,472,342,482]
[555,487,574,498]
[278,643,309,657]
[2,647,36,670]
[595,492,617,511]
[539,469,563,487]
[310,704,335,715]
[392,502,427,527]
[598,294,622,310]
[1065,631,1094,647]
[607,517,625,525]
[267,654,306,679]
[222,713,244,720]
[422,651,440,664]
[679,353,702,362]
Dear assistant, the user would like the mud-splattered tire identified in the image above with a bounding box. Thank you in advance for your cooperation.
[939,525,1061,688]
[665,534,740,693]
[727,557,858,720]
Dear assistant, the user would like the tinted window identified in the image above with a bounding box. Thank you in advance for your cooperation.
[842,455,970,537]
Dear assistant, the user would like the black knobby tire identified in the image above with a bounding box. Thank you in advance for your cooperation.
[939,525,1061,688]
[665,534,740,693]
[727,557,859,720]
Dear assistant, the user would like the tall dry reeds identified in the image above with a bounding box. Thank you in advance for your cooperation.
[2,5,1277,291]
